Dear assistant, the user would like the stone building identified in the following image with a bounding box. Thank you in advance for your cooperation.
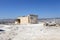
[15,14,38,24]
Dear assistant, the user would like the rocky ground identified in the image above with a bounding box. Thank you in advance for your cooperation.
[0,24,60,40]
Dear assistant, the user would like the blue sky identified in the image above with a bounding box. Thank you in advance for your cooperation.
[0,0,60,19]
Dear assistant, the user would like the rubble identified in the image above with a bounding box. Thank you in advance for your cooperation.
[0,24,60,40]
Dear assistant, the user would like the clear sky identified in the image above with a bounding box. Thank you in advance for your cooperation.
[0,0,60,19]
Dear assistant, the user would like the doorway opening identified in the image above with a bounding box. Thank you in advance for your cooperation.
[16,19,20,24]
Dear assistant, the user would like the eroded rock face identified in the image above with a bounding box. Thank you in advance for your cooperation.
[12,24,60,40]
[0,25,19,40]
[0,24,60,40]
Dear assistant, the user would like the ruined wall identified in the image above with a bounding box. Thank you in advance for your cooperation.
[17,17,29,24]
[15,14,38,24]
